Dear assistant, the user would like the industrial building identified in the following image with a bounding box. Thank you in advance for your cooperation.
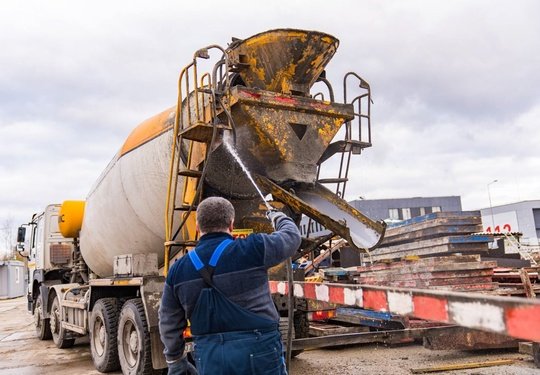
[480,200,540,245]
[350,196,463,221]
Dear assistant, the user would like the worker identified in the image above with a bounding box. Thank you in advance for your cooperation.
[159,196,301,375]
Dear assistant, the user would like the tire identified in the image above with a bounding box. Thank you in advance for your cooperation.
[117,299,153,375]
[533,342,540,368]
[279,312,309,358]
[90,298,120,372]
[50,295,75,349]
[292,312,309,358]
[34,296,52,340]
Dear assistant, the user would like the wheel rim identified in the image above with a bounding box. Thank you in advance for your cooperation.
[121,320,139,368]
[35,301,42,330]
[93,316,106,356]
[50,304,59,335]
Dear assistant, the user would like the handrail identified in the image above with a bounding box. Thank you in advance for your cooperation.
[164,45,233,277]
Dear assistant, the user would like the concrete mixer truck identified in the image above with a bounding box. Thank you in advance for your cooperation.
[17,29,385,374]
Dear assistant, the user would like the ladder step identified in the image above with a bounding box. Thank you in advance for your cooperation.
[179,122,231,143]
[198,88,214,94]
[164,240,198,247]
[178,169,203,178]
[174,204,197,211]
[317,178,348,184]
[318,140,372,164]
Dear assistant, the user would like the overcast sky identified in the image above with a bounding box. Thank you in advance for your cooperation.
[1,0,539,252]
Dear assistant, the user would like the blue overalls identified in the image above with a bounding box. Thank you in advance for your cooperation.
[187,239,287,375]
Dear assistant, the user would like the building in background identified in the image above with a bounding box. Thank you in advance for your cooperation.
[350,196,462,222]
[480,200,540,245]
[300,196,462,237]
[0,260,26,299]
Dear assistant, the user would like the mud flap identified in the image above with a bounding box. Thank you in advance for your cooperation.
[140,276,167,370]
[39,285,50,318]
[150,331,166,370]
[256,176,385,250]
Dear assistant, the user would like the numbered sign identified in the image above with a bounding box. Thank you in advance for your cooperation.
[232,228,254,239]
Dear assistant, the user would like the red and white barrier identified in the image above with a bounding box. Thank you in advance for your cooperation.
[269,280,540,342]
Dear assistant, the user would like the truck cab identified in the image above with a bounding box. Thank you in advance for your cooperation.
[17,204,75,339]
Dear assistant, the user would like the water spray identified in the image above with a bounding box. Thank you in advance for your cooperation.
[223,137,273,211]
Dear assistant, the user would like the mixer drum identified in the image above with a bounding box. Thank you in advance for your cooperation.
[79,109,177,277]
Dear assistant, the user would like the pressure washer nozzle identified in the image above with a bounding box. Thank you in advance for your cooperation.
[263,200,274,212]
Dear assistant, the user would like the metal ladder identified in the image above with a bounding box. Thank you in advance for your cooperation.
[503,232,538,266]
[305,72,373,241]
[316,72,373,198]
[163,46,232,275]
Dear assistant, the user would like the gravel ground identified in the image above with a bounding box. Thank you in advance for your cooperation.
[290,344,538,375]
[1,297,539,374]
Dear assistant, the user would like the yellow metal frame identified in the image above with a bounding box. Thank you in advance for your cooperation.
[164,60,197,276]
[164,46,231,277]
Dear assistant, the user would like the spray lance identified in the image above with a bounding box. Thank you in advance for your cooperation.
[222,137,275,212]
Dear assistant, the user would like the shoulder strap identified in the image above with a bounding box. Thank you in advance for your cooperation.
[209,239,234,267]
[188,250,215,287]
[188,239,234,287]
[188,250,204,271]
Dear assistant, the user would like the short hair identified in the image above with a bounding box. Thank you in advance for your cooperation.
[196,197,235,234]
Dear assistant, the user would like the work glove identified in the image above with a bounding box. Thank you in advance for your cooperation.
[167,357,198,375]
[266,209,287,230]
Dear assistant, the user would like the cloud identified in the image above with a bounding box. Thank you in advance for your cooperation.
[341,101,540,210]
[1,0,539,235]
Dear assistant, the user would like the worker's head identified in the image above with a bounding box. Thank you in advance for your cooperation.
[196,197,235,235]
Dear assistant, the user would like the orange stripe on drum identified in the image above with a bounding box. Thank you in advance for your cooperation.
[120,107,176,156]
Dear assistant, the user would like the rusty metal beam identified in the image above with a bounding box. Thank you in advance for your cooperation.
[519,268,537,298]
[423,327,518,350]
[291,326,456,351]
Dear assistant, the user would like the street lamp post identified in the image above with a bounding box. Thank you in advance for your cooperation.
[487,179,498,232]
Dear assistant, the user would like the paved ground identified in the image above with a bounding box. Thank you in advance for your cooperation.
[1,296,539,374]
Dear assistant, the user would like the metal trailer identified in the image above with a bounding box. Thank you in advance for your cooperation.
[269,280,540,366]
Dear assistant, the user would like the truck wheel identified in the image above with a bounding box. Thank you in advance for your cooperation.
[292,311,309,358]
[35,296,52,340]
[533,342,540,368]
[117,299,153,375]
[90,298,120,372]
[279,312,309,358]
[50,295,75,349]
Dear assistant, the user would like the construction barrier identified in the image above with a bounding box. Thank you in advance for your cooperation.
[269,280,540,342]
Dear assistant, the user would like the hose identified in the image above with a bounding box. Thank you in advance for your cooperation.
[285,257,294,371]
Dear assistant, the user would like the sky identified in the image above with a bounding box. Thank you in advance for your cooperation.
[1,0,539,253]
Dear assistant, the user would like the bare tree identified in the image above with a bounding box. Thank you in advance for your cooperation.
[0,216,16,260]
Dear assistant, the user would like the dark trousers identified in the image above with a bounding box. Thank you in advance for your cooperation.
[193,328,286,375]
